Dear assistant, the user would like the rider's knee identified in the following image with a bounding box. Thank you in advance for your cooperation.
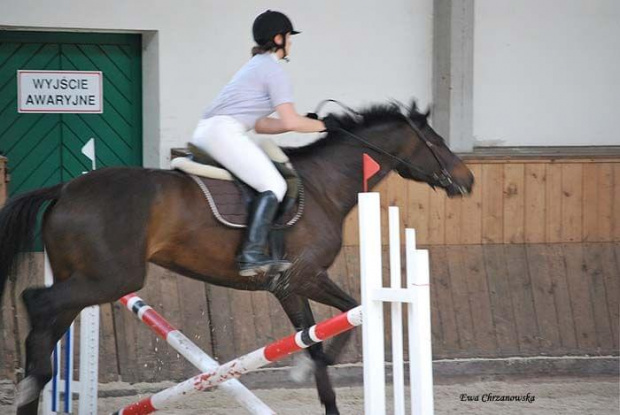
[269,176,287,203]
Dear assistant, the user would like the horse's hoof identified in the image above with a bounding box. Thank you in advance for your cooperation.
[15,376,39,407]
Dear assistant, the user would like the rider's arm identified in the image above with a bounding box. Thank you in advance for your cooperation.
[254,103,325,134]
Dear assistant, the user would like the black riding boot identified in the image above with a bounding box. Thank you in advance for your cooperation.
[237,191,291,276]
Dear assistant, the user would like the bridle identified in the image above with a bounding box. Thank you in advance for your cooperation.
[314,99,463,192]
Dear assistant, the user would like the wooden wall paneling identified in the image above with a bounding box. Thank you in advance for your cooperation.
[545,164,563,243]
[376,179,390,242]
[98,303,120,382]
[135,270,163,381]
[157,270,182,380]
[343,246,362,306]
[561,164,583,242]
[597,164,614,242]
[386,174,409,232]
[563,244,598,351]
[545,245,578,352]
[332,246,360,363]
[342,245,363,363]
[427,183,446,245]
[407,181,430,245]
[601,244,619,348]
[613,165,620,240]
[582,164,599,242]
[343,206,358,247]
[444,194,462,244]
[206,285,236,362]
[523,245,560,352]
[229,289,258,358]
[483,245,519,355]
[503,164,525,243]
[460,245,496,355]
[0,280,19,381]
[14,256,44,378]
[176,276,213,377]
[113,269,156,382]
[461,165,483,244]
[340,246,356,307]
[445,246,476,352]
[429,256,443,354]
[481,164,504,244]
[150,274,174,379]
[112,293,138,382]
[381,246,394,362]
[524,164,547,243]
[250,291,275,356]
[583,244,615,351]
[428,247,459,358]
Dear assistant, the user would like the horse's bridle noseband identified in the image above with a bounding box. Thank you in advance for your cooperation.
[314,99,463,193]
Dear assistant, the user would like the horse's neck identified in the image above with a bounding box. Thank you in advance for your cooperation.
[292,128,397,220]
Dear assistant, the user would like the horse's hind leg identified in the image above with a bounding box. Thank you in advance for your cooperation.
[17,265,146,415]
[276,292,340,415]
[16,307,79,415]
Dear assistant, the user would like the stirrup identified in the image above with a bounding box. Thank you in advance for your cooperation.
[238,259,291,277]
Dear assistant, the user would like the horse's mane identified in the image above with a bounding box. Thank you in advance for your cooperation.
[282,100,429,156]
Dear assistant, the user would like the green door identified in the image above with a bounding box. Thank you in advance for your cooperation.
[0,31,142,197]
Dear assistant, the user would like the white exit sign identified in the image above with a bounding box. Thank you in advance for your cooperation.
[17,70,103,114]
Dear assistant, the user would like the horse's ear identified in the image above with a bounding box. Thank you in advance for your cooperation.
[409,98,420,119]
[424,106,431,119]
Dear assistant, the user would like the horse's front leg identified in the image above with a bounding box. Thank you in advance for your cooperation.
[291,269,359,364]
[274,290,341,415]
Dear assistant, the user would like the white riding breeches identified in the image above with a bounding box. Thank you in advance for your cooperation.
[190,116,287,202]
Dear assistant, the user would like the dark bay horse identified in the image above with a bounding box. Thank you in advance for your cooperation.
[0,101,473,415]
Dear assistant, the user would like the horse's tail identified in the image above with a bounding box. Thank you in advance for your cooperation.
[0,184,63,300]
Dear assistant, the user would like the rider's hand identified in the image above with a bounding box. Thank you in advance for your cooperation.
[322,115,341,132]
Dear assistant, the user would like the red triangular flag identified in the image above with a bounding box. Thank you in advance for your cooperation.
[363,153,381,192]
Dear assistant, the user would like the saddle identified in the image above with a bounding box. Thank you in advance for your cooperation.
[170,139,303,230]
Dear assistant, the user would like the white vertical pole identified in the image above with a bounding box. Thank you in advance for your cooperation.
[406,231,434,415]
[78,306,100,415]
[78,137,100,415]
[358,192,386,415]
[42,250,58,415]
[389,206,405,415]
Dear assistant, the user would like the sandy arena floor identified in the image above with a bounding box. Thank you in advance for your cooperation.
[3,375,616,415]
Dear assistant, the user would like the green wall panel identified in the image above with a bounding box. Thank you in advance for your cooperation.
[0,31,142,196]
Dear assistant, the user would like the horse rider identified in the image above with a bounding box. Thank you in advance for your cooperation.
[190,10,339,276]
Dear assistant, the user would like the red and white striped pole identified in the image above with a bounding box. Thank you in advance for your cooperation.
[113,305,363,415]
[118,294,275,415]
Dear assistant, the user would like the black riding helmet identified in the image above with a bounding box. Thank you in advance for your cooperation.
[252,10,300,59]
